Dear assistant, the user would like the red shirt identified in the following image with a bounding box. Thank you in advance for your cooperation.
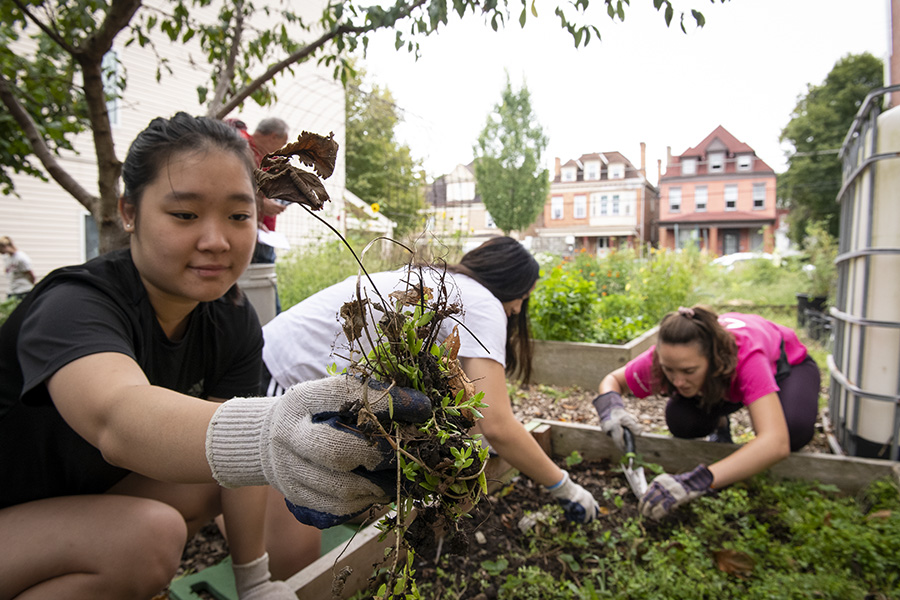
[237,128,277,232]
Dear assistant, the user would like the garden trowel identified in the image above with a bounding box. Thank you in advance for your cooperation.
[622,427,648,498]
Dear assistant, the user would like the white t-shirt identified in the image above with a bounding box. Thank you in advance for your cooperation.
[262,268,508,389]
[5,250,34,295]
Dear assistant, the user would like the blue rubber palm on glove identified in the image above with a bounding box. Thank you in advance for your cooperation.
[547,470,600,523]
[206,375,432,529]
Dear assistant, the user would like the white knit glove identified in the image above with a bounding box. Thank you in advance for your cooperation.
[206,375,432,529]
[546,470,600,523]
[232,553,294,600]
[592,391,642,452]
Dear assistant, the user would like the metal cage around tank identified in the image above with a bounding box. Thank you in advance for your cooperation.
[828,85,900,461]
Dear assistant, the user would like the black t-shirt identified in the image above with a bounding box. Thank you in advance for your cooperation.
[0,249,263,507]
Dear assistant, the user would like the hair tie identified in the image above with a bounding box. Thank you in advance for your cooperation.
[677,306,695,318]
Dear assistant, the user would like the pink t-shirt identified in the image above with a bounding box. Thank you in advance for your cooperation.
[624,313,808,407]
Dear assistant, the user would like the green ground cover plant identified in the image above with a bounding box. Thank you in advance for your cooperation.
[415,468,900,600]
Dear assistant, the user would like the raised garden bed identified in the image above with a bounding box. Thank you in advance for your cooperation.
[529,326,658,391]
[285,421,900,599]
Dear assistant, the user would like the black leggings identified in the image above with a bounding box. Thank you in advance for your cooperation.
[664,356,821,451]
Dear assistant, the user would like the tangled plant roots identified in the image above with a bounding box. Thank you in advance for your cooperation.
[336,262,490,599]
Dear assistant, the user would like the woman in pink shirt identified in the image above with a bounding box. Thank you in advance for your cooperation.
[593,305,820,520]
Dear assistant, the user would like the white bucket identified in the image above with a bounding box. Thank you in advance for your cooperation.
[237,263,278,326]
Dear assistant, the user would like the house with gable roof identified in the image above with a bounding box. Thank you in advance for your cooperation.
[658,125,777,255]
[531,144,659,254]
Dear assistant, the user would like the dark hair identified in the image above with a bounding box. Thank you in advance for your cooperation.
[650,305,737,411]
[121,112,256,207]
[121,113,256,305]
[446,236,540,383]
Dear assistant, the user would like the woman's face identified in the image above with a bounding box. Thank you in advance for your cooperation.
[122,147,257,310]
[656,341,710,398]
[502,283,536,317]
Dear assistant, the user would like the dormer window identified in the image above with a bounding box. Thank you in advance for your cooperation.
[737,154,753,171]
[584,161,600,181]
[681,158,696,176]
[708,152,725,172]
[561,167,577,182]
[608,163,625,179]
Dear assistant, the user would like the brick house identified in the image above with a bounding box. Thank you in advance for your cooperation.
[532,144,659,255]
[425,163,503,252]
[658,126,777,255]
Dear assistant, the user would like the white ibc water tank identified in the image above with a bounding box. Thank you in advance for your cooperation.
[829,88,900,460]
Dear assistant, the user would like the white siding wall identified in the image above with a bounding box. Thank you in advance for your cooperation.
[1,0,344,298]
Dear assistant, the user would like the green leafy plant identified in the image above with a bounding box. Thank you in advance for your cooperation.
[530,264,600,342]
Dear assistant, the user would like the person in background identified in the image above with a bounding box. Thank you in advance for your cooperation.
[260,237,601,579]
[0,113,429,599]
[225,117,290,314]
[593,305,820,520]
[0,236,36,301]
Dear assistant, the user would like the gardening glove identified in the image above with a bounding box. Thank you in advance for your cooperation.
[206,375,433,529]
[592,390,641,452]
[639,464,714,520]
[546,470,600,523]
[232,553,293,600]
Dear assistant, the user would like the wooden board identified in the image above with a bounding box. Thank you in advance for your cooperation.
[542,420,900,494]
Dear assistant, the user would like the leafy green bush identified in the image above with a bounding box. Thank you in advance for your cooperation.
[0,297,21,326]
[276,237,397,310]
[529,264,600,343]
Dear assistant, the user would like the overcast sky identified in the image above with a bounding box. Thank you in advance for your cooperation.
[360,0,890,183]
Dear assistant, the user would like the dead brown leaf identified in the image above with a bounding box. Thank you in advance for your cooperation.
[714,549,755,578]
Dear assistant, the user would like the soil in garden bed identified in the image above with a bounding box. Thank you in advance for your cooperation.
[167,379,834,593]
[411,456,641,597]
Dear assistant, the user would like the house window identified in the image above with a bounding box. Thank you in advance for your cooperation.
[681,158,697,176]
[600,195,609,215]
[608,163,625,179]
[574,195,587,219]
[590,192,603,217]
[551,196,564,220]
[101,50,120,127]
[708,152,724,172]
[753,182,766,209]
[611,194,620,215]
[695,186,707,212]
[738,154,753,171]
[669,187,681,213]
[725,184,738,210]
[485,211,497,229]
[561,167,577,182]
[584,162,600,180]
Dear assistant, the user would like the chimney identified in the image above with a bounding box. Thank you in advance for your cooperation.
[657,159,662,183]
[666,146,673,166]
[554,157,561,178]
[640,142,646,176]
